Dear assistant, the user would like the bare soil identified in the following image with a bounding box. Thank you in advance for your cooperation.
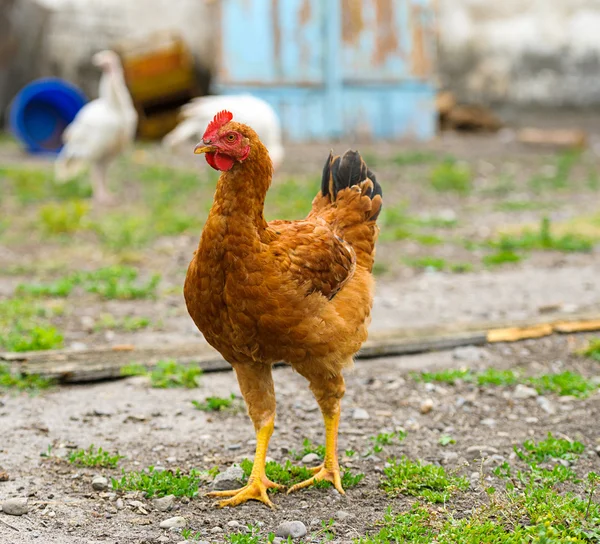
[1,334,599,544]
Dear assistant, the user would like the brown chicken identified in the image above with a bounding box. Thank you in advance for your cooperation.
[185,110,382,508]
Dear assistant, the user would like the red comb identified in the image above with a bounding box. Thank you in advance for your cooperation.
[203,110,233,140]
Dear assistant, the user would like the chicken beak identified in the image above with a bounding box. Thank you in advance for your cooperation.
[194,144,216,155]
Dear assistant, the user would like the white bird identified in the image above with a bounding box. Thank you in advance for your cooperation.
[55,50,138,205]
[162,94,284,170]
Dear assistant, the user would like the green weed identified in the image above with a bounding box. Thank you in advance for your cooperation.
[404,257,447,271]
[476,368,518,387]
[439,435,456,446]
[38,200,89,235]
[493,217,594,253]
[482,250,522,267]
[515,433,585,465]
[192,394,236,412]
[94,314,151,332]
[529,150,581,192]
[381,456,469,503]
[149,360,203,389]
[527,371,598,398]
[392,151,438,166]
[68,445,125,468]
[0,363,54,391]
[414,369,472,385]
[430,160,472,194]
[111,466,202,498]
[368,430,407,454]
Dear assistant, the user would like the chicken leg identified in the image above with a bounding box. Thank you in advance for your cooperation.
[207,363,283,508]
[91,161,115,205]
[288,371,345,494]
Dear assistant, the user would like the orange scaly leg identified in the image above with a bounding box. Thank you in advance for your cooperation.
[207,415,282,508]
[207,362,281,508]
[288,372,345,495]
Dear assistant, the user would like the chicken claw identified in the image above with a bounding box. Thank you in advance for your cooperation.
[207,477,284,508]
[287,465,345,495]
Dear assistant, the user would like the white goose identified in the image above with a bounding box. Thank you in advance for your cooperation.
[54,50,138,205]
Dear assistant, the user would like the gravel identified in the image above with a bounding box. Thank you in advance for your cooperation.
[91,476,108,491]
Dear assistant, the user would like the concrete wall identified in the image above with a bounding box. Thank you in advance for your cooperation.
[438,0,600,107]
[36,0,216,98]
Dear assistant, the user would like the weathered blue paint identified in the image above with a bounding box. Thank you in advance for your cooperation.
[216,0,436,142]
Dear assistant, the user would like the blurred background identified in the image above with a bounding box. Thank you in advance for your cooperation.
[1,0,600,354]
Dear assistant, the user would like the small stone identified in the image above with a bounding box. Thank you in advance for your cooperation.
[92,476,108,491]
[536,396,556,415]
[480,418,496,427]
[159,516,187,529]
[302,453,320,464]
[227,443,242,451]
[335,510,353,521]
[513,384,538,399]
[525,417,538,424]
[441,451,459,464]
[1,498,29,516]
[352,408,370,420]
[211,465,245,490]
[115,498,124,510]
[70,341,88,351]
[0,469,9,482]
[227,520,241,529]
[153,494,175,512]
[211,526,223,533]
[275,521,308,539]
[153,465,166,473]
[158,537,170,544]
[419,398,434,414]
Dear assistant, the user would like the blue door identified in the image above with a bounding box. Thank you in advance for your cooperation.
[215,0,436,142]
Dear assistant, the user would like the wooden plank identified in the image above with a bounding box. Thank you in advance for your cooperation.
[3,311,600,383]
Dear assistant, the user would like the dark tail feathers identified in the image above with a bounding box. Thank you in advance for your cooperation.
[321,150,383,220]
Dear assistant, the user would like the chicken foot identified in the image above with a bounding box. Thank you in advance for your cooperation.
[207,363,281,508]
[288,372,345,495]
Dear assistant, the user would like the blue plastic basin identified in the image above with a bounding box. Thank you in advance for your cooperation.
[8,78,88,154]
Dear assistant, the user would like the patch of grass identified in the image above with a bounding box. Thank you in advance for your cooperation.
[94,314,151,332]
[448,262,473,274]
[18,267,161,301]
[149,360,203,389]
[482,250,522,267]
[0,297,64,352]
[361,469,600,543]
[0,363,54,391]
[415,367,597,398]
[578,338,600,362]
[493,217,594,253]
[381,456,469,503]
[527,371,598,398]
[414,368,472,385]
[404,257,447,271]
[68,445,125,468]
[412,233,444,246]
[476,368,518,387]
[39,200,90,235]
[91,213,153,251]
[83,266,161,300]
[111,466,201,498]
[192,394,236,412]
[430,159,472,194]
[121,360,203,388]
[515,433,585,465]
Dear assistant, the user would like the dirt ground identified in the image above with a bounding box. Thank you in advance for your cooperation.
[1,334,599,544]
[1,124,600,542]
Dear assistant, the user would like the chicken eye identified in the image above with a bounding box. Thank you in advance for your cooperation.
[226,133,236,142]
